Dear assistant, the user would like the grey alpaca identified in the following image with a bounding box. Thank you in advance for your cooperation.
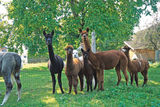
[0,52,22,105]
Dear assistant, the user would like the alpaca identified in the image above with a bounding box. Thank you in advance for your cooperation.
[72,47,96,89]
[0,52,22,105]
[121,46,150,86]
[43,30,64,94]
[72,49,85,89]
[81,48,97,91]
[79,28,129,90]
[65,45,84,94]
[73,50,79,58]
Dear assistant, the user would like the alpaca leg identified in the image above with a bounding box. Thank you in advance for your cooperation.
[14,71,22,102]
[141,71,148,87]
[67,76,72,94]
[100,70,104,91]
[135,73,138,87]
[93,72,97,90]
[57,73,64,94]
[78,72,84,91]
[90,77,93,91]
[122,70,128,85]
[51,73,56,94]
[97,71,101,91]
[130,73,133,85]
[72,76,78,94]
[87,79,89,92]
[115,66,121,86]
[1,72,13,106]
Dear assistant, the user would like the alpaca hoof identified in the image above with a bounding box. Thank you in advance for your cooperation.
[52,91,55,94]
[61,91,64,94]
[142,84,145,87]
[100,87,104,91]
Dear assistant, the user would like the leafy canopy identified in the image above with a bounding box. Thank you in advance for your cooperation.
[0,0,159,57]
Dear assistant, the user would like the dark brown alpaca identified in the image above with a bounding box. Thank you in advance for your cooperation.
[43,30,64,94]
[81,48,97,91]
[65,45,84,94]
[121,46,150,86]
[79,28,129,90]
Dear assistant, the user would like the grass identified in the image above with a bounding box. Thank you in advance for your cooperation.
[0,62,160,107]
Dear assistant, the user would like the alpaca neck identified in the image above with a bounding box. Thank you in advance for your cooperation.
[66,53,73,67]
[47,44,56,64]
[82,37,91,51]
[83,59,89,68]
[125,52,132,66]
[82,36,99,69]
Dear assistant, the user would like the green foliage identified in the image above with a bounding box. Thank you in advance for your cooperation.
[0,62,160,106]
[0,0,159,56]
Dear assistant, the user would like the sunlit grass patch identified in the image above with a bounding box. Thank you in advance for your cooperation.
[22,62,48,69]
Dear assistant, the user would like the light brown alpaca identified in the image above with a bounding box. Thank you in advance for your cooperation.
[65,45,84,94]
[79,28,129,90]
[121,46,150,86]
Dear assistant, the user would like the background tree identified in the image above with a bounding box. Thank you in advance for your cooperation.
[0,0,159,58]
[132,6,160,50]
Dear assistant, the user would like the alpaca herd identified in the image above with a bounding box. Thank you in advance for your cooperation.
[0,28,150,105]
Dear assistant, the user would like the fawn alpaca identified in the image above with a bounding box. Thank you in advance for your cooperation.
[79,28,128,90]
[65,45,84,94]
[81,48,97,91]
[43,30,64,94]
[122,46,149,86]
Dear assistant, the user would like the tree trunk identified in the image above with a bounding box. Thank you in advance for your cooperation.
[91,31,96,53]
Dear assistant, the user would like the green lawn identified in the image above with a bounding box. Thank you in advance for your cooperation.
[0,62,160,107]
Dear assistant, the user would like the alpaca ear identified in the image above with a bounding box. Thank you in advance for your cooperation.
[81,48,84,52]
[51,30,54,36]
[86,28,89,32]
[87,49,90,52]
[79,28,82,33]
[43,30,46,36]
[128,47,131,50]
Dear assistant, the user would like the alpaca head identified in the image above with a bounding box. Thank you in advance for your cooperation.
[73,50,79,58]
[65,45,74,55]
[121,46,131,55]
[81,48,90,61]
[43,30,54,45]
[79,28,89,39]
